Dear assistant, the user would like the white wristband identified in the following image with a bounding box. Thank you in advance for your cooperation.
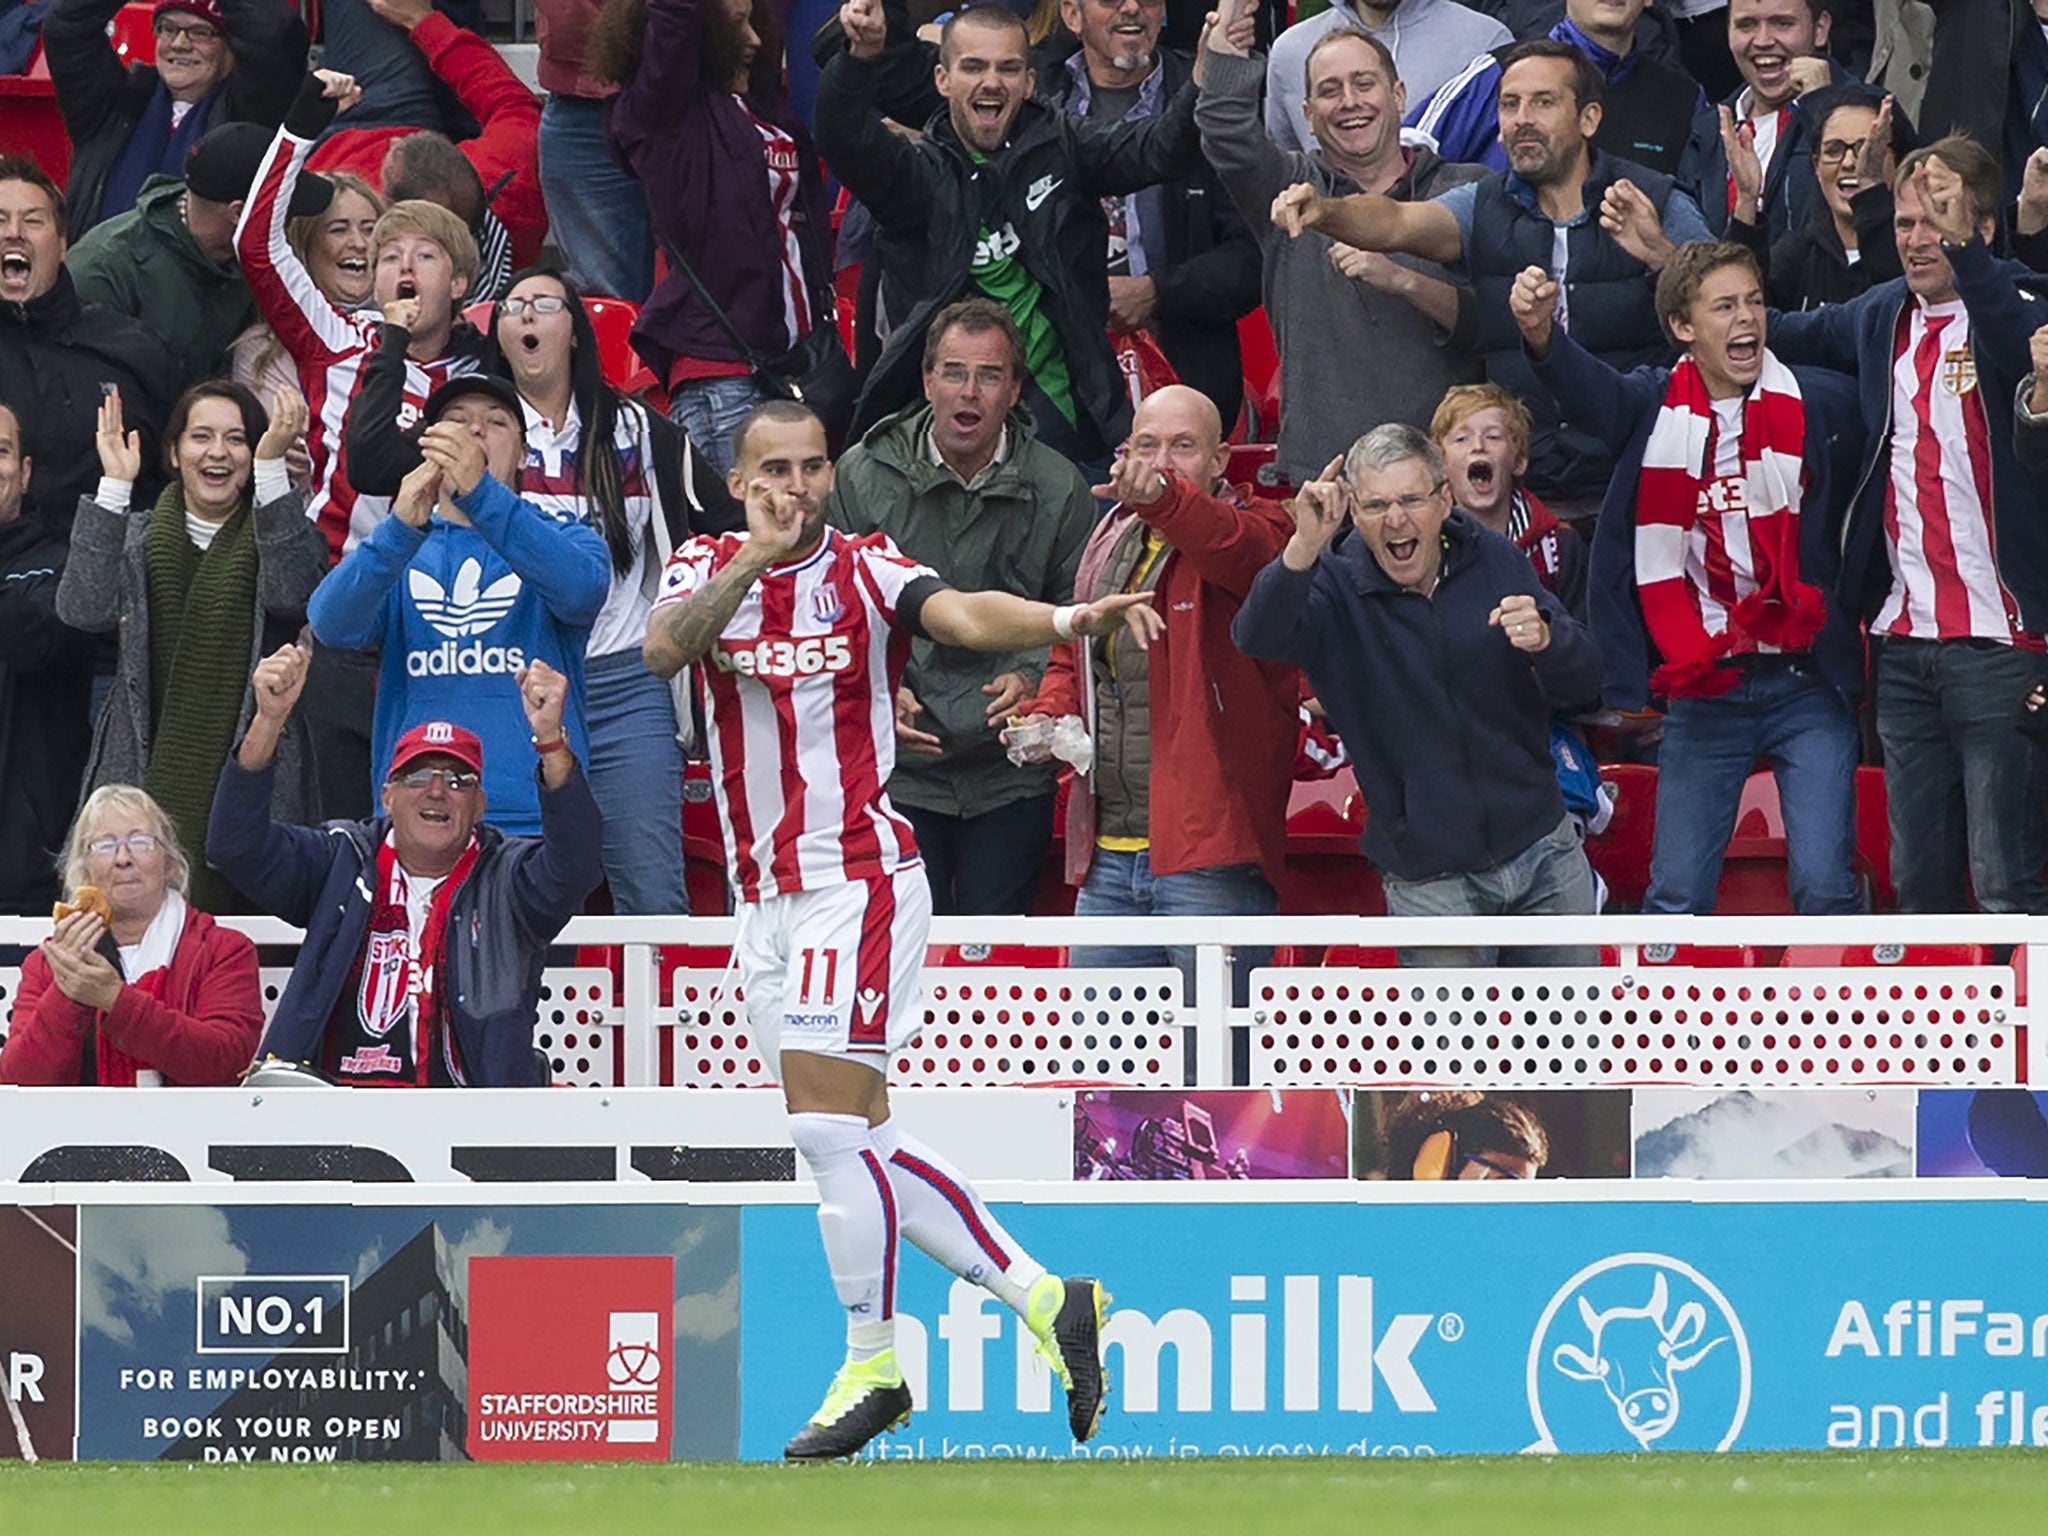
[1051,604,1078,641]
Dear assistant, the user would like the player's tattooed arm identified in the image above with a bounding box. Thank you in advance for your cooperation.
[643,549,775,678]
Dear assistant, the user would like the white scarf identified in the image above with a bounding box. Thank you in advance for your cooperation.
[117,889,188,982]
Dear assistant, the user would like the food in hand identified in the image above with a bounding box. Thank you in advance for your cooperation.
[53,885,113,925]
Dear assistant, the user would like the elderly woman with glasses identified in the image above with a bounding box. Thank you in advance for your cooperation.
[0,785,263,1085]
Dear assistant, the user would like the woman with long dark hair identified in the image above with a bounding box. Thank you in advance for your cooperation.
[57,380,327,913]
[344,262,740,912]
[590,0,835,476]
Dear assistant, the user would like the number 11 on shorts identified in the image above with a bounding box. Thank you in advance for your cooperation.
[798,947,840,1006]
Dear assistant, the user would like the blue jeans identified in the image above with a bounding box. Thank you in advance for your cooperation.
[1070,850,1276,1004]
[1876,638,2048,913]
[538,95,654,302]
[317,0,482,135]
[1380,814,1597,967]
[584,647,687,915]
[670,376,768,481]
[1643,667,1860,914]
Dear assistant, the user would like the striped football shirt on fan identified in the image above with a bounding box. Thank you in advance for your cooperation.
[1878,301,2038,645]
[652,527,934,902]
[236,125,476,561]
[749,106,813,348]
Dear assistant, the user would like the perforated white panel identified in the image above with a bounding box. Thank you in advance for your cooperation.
[1247,967,2022,1087]
[258,967,293,1018]
[536,967,620,1088]
[667,967,1184,1087]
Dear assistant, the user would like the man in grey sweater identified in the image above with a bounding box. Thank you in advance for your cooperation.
[1198,11,1483,486]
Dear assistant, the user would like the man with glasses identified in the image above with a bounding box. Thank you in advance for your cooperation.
[1233,421,1603,965]
[44,0,308,239]
[825,299,1098,916]
[308,372,609,834]
[210,648,604,1086]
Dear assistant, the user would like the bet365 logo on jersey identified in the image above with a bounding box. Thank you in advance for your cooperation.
[714,636,854,680]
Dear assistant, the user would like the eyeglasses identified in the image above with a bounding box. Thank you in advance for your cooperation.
[1818,137,1871,166]
[932,362,1014,390]
[500,295,570,317]
[84,833,161,858]
[1352,480,1447,519]
[390,767,481,791]
[153,17,221,43]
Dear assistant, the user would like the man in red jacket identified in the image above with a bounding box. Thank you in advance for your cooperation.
[310,0,544,299]
[1010,384,1298,998]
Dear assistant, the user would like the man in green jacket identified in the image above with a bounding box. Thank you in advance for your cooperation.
[826,297,1097,914]
[68,121,325,386]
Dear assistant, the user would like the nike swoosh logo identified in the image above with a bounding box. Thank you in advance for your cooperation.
[1025,176,1062,212]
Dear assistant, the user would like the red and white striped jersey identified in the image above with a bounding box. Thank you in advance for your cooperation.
[653,527,936,902]
[1879,301,2034,644]
[747,102,812,349]
[516,397,665,657]
[236,125,475,562]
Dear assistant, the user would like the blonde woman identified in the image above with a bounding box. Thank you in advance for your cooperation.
[0,785,262,1085]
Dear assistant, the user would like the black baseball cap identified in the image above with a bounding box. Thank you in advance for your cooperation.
[420,372,525,429]
[185,122,333,216]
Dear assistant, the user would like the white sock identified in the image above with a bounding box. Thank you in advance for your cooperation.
[789,1111,899,1361]
[871,1117,1047,1314]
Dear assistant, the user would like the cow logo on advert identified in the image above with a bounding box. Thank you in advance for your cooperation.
[1524,1253,1751,1454]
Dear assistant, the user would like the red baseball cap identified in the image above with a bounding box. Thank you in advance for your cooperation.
[387,721,484,780]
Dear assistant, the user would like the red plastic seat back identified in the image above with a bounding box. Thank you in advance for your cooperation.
[112,3,156,64]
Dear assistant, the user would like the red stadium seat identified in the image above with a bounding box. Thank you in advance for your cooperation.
[1226,443,1286,497]
[0,69,70,184]
[1584,762,1656,909]
[581,294,660,395]
[1715,771,1793,914]
[1278,768,1381,914]
[1285,768,1363,851]
[1113,327,1178,407]
[111,3,156,64]
[1780,943,1992,967]
[1321,943,1400,967]
[1237,308,1280,441]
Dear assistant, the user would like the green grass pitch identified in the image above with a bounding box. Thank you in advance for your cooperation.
[4,1450,2045,1535]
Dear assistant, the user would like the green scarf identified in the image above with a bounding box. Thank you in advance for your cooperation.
[142,482,257,914]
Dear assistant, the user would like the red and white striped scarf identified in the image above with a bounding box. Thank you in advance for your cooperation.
[1635,350,1825,698]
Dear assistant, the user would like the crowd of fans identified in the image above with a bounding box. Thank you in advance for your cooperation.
[5,0,2048,1087]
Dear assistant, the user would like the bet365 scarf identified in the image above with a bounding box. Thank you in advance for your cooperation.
[1635,350,1825,699]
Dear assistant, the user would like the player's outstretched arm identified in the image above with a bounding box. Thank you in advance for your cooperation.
[917,589,1163,652]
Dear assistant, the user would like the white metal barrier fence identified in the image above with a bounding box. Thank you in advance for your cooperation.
[1,913,2040,1089]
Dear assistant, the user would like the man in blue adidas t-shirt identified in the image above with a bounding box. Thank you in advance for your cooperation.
[307,373,607,832]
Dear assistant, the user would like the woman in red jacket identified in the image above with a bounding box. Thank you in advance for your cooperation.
[0,785,263,1086]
